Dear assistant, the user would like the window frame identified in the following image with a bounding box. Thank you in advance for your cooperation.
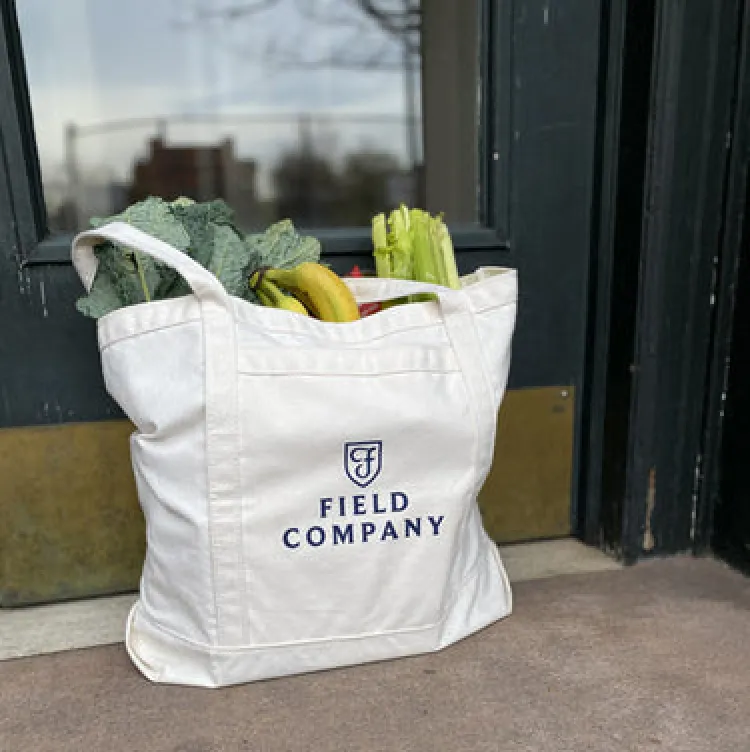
[1,0,512,267]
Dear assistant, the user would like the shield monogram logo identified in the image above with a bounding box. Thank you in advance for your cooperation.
[344,440,383,488]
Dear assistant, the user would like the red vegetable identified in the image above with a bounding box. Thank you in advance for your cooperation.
[347,265,382,317]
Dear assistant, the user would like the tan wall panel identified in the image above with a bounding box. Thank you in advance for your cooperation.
[479,387,574,543]
[1,387,575,605]
[0,421,144,606]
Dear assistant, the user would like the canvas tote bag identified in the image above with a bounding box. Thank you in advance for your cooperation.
[71,221,518,688]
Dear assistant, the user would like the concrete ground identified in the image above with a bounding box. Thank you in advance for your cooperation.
[0,555,748,751]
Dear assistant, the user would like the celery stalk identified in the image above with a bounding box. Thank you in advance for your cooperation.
[399,203,411,232]
[372,213,392,278]
[428,216,446,284]
[408,209,438,303]
[370,205,461,305]
[434,217,461,289]
[388,207,413,280]
[410,209,439,284]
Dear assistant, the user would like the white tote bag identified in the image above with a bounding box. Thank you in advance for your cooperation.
[71,221,518,688]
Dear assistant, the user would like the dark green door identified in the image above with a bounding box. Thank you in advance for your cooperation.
[0,0,604,604]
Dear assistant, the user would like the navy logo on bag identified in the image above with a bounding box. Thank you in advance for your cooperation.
[344,440,382,488]
[281,441,449,549]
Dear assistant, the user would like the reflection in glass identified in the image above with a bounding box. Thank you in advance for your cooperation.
[16,0,478,233]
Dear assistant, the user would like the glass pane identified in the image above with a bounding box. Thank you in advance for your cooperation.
[16,0,479,234]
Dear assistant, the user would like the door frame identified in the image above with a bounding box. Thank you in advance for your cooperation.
[5,0,748,579]
[696,0,750,570]
[581,0,750,563]
[1,0,610,604]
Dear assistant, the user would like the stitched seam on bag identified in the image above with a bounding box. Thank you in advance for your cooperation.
[96,293,516,350]
[447,325,485,508]
[236,346,458,372]
[232,302,515,343]
[466,299,516,314]
[99,299,513,353]
[99,300,514,352]
[231,291,516,333]
[237,368,462,377]
[99,317,202,351]
[232,316,250,647]
[201,313,222,649]
[458,311,497,500]
[136,557,489,655]
[130,444,217,644]
[242,320,446,343]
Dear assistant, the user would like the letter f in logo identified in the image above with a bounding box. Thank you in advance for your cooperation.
[344,440,382,488]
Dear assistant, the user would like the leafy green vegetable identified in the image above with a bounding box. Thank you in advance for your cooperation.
[75,240,161,319]
[75,196,323,318]
[74,272,121,319]
[171,198,235,269]
[78,197,193,313]
[158,198,238,298]
[243,219,322,304]
[208,223,256,298]
[90,196,191,251]
[245,219,321,272]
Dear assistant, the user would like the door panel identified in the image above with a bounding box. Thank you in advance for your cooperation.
[479,387,575,543]
[0,0,603,604]
[0,386,574,606]
[0,421,144,606]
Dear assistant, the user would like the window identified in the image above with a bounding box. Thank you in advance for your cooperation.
[3,0,509,261]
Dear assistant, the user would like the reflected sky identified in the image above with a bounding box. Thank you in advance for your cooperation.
[16,0,421,197]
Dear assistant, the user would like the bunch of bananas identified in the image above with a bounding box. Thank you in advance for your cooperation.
[250,263,360,323]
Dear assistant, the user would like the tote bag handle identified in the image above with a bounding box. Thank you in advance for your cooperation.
[345,275,500,490]
[71,221,231,306]
[72,221,245,644]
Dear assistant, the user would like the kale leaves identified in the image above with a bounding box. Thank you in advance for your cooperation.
[76,196,322,319]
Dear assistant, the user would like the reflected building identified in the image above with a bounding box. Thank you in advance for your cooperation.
[129,136,260,228]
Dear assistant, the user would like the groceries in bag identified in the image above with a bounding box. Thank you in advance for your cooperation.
[74,196,462,325]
